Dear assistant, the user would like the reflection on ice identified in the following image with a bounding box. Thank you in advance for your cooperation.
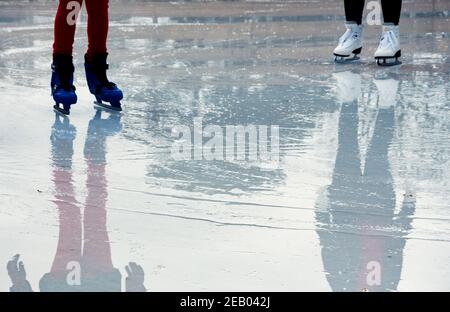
[316,71,415,292]
[0,1,449,292]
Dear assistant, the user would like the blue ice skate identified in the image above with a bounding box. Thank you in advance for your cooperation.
[85,53,123,112]
[51,55,77,115]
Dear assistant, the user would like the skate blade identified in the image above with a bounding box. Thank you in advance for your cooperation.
[94,101,123,112]
[53,105,70,116]
[376,58,402,67]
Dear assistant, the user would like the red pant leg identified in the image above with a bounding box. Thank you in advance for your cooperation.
[53,0,83,56]
[85,0,109,60]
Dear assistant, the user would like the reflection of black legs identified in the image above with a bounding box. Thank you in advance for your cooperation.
[344,0,402,25]
[381,0,402,25]
[344,0,365,25]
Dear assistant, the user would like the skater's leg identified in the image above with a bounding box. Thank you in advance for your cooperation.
[85,0,109,61]
[344,0,365,25]
[381,0,402,25]
[50,170,82,274]
[53,0,83,56]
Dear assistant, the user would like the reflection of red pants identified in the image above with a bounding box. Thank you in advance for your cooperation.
[53,0,109,58]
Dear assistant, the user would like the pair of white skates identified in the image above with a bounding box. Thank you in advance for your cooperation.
[334,23,401,66]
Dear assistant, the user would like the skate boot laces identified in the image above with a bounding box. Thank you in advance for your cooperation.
[52,63,75,92]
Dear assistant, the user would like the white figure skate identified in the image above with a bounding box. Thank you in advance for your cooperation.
[333,22,363,63]
[374,24,402,66]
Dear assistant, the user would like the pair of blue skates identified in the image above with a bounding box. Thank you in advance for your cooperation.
[51,54,123,115]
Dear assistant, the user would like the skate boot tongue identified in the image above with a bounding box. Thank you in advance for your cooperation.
[337,23,363,50]
[53,55,75,92]
[60,70,75,91]
[375,24,401,66]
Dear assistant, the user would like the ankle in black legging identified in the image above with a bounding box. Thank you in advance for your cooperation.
[344,0,402,25]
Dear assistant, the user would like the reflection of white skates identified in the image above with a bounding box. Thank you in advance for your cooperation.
[375,24,402,66]
[333,71,361,103]
[333,23,363,63]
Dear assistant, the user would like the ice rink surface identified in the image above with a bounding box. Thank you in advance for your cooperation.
[0,0,449,292]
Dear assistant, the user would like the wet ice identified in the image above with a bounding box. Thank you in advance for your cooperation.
[0,1,449,292]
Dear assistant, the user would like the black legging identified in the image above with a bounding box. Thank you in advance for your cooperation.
[344,0,402,25]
